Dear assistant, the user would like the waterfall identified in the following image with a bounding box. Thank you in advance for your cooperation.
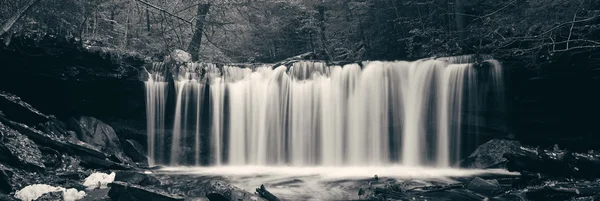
[144,62,168,166]
[144,56,506,167]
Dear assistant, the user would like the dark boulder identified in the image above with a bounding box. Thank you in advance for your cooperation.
[466,177,501,197]
[67,117,132,164]
[36,118,69,138]
[206,180,261,201]
[0,91,50,126]
[460,139,521,169]
[0,194,17,201]
[108,181,184,201]
[114,171,160,186]
[34,191,63,201]
[0,116,71,155]
[123,139,147,163]
[79,155,132,170]
[1,114,130,168]
[38,147,63,170]
[206,193,230,201]
[0,122,45,171]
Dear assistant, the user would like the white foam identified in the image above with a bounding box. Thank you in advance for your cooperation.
[83,172,115,189]
[159,166,517,180]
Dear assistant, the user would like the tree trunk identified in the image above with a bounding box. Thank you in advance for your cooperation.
[124,9,130,49]
[79,16,88,46]
[316,4,331,61]
[0,0,41,37]
[146,8,151,32]
[187,3,211,61]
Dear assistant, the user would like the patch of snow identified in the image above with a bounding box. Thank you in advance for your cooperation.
[14,184,86,201]
[83,172,115,189]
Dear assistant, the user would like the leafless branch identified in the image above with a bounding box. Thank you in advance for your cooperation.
[0,0,41,36]
[567,0,585,50]
[475,0,517,21]
[551,45,600,52]
[131,0,192,25]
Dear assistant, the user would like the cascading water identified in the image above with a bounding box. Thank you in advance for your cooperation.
[143,56,506,167]
[144,62,168,166]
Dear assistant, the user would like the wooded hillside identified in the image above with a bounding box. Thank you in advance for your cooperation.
[1,0,599,66]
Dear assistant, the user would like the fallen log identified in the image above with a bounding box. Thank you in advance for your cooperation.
[255,184,280,201]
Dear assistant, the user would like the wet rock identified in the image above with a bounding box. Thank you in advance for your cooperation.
[67,116,132,164]
[255,184,280,201]
[504,147,600,178]
[0,194,17,201]
[206,193,230,201]
[0,116,70,154]
[170,49,191,63]
[108,181,184,201]
[79,188,111,201]
[466,177,501,196]
[34,191,63,201]
[460,139,521,169]
[123,139,146,163]
[36,119,69,138]
[66,140,108,159]
[114,171,160,186]
[526,187,581,201]
[79,155,131,170]
[207,180,261,201]
[0,91,50,125]
[38,147,62,170]
[0,122,45,171]
[0,165,14,194]
[56,172,84,181]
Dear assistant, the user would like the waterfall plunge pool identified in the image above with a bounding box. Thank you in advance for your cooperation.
[153,166,518,200]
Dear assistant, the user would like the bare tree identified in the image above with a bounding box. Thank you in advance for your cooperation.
[0,0,41,37]
[187,2,211,61]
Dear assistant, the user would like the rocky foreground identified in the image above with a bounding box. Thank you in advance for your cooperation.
[1,89,600,201]
[0,90,265,201]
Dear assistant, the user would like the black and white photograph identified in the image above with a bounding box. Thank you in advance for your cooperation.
[0,0,599,200]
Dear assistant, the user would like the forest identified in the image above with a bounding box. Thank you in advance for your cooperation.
[2,0,599,67]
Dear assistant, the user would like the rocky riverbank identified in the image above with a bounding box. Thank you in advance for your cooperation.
[0,90,263,201]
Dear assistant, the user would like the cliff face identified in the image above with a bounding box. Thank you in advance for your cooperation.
[0,34,149,141]
[504,51,600,151]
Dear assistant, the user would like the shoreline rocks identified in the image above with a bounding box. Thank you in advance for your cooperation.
[108,181,184,201]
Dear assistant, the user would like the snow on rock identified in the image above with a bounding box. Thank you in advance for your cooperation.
[83,172,116,189]
[170,49,192,63]
[14,184,86,201]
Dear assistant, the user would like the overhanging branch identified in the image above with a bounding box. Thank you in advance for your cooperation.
[131,0,192,25]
